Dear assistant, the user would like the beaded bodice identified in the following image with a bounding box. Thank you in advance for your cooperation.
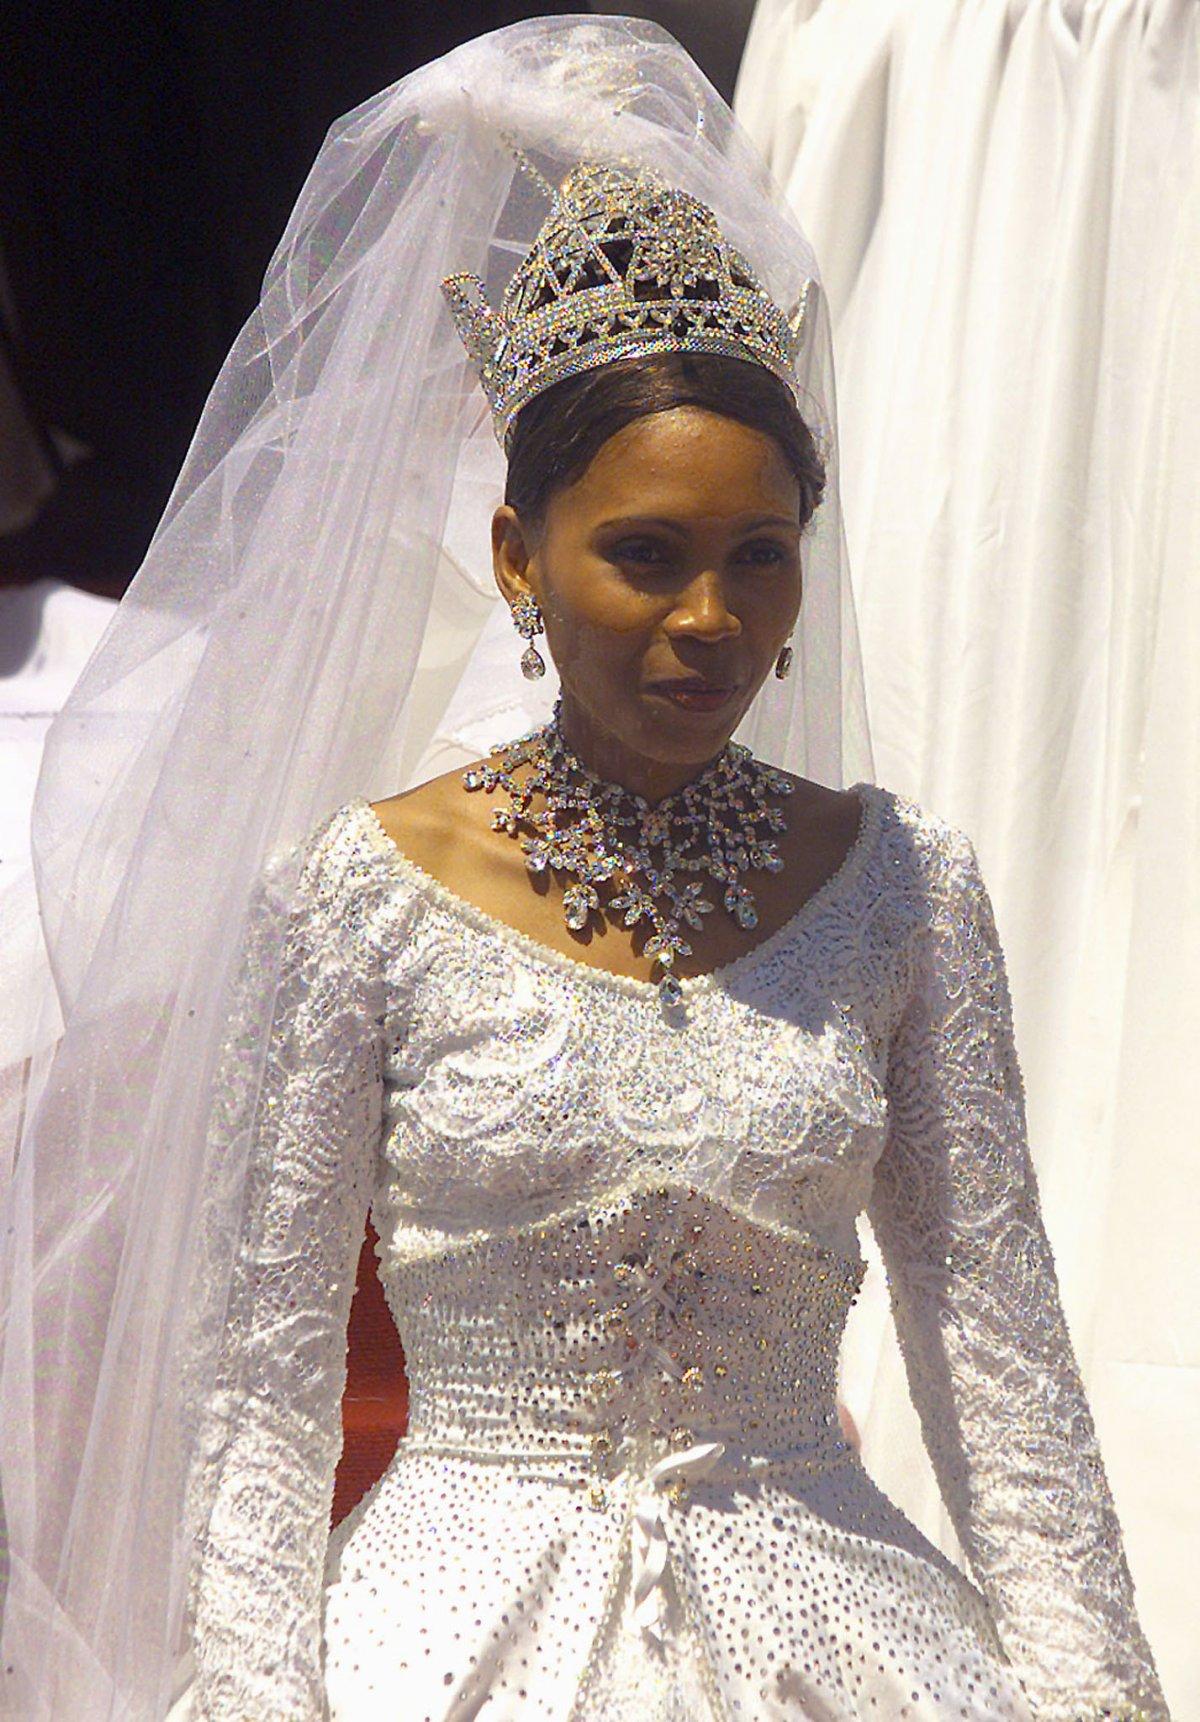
[390,1189,863,1486]
[183,783,1168,1722]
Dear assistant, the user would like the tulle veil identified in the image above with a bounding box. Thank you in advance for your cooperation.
[0,16,872,1715]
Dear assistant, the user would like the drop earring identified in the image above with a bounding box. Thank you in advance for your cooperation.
[774,641,794,679]
[510,592,546,680]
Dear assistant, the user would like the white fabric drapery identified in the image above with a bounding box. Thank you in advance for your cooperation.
[735,2,1198,1713]
[0,579,117,1186]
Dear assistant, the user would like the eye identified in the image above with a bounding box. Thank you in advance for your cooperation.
[737,540,789,566]
[612,537,671,565]
[607,536,793,570]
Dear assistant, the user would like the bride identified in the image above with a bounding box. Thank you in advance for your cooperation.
[0,17,1167,1720]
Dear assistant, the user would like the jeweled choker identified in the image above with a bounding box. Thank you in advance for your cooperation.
[462,701,795,1010]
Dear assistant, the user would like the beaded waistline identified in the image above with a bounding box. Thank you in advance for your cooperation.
[390,1422,859,1510]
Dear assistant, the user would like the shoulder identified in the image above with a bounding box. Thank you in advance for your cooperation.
[369,758,519,902]
[858,781,981,886]
[861,787,1006,980]
[260,788,439,935]
[765,770,870,881]
[368,762,474,880]
[807,779,998,954]
[776,770,864,837]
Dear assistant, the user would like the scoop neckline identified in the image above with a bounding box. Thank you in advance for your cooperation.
[348,780,883,1004]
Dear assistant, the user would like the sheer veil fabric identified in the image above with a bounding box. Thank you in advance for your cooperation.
[0,18,872,1717]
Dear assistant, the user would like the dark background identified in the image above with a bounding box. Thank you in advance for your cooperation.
[0,1,754,596]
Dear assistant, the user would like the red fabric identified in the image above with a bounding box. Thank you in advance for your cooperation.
[332,1215,408,1527]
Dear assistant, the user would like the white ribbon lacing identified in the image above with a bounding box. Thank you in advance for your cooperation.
[615,1252,725,1645]
[630,1438,727,1646]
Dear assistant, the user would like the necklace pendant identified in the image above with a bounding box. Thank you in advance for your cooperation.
[724,883,759,930]
[562,882,599,930]
[469,701,793,1013]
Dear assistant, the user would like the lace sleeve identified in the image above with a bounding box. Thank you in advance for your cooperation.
[867,825,1168,1722]
[186,824,384,1720]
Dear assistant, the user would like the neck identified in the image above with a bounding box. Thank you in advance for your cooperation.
[554,694,731,805]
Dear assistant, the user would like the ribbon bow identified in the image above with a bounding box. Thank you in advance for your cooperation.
[631,1439,727,1646]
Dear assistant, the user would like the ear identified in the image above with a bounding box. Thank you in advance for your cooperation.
[491,505,540,607]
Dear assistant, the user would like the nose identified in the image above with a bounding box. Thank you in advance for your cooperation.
[665,569,741,642]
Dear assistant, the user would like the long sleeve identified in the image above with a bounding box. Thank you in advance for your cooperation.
[867,824,1168,1721]
[185,825,384,1720]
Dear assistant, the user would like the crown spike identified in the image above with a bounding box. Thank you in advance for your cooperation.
[786,278,819,358]
[440,273,498,380]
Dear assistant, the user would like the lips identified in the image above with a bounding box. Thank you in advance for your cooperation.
[648,678,738,712]
[648,677,736,695]
[650,675,733,695]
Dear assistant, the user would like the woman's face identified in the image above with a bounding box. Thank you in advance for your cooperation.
[492,405,805,799]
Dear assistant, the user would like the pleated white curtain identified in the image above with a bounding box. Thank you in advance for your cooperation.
[735,2,1198,1712]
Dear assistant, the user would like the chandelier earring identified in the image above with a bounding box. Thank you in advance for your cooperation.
[774,640,794,680]
[510,591,546,680]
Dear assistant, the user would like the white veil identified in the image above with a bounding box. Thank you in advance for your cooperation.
[0,16,872,1716]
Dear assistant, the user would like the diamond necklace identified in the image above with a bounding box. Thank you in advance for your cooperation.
[462,699,795,1011]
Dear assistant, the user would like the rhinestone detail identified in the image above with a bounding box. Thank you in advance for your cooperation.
[461,699,794,1013]
[441,156,817,454]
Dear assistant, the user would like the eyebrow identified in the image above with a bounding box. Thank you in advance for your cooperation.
[595,513,800,534]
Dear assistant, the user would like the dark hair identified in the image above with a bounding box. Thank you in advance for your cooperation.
[504,350,826,542]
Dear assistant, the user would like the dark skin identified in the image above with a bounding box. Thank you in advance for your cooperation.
[370,406,863,984]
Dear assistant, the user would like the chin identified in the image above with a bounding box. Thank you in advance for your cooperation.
[635,700,743,758]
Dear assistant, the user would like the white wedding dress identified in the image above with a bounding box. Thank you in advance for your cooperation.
[175,781,1167,1720]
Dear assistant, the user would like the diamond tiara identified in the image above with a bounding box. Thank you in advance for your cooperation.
[441,153,817,455]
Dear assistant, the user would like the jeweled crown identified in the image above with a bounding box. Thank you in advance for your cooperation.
[441,156,816,454]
